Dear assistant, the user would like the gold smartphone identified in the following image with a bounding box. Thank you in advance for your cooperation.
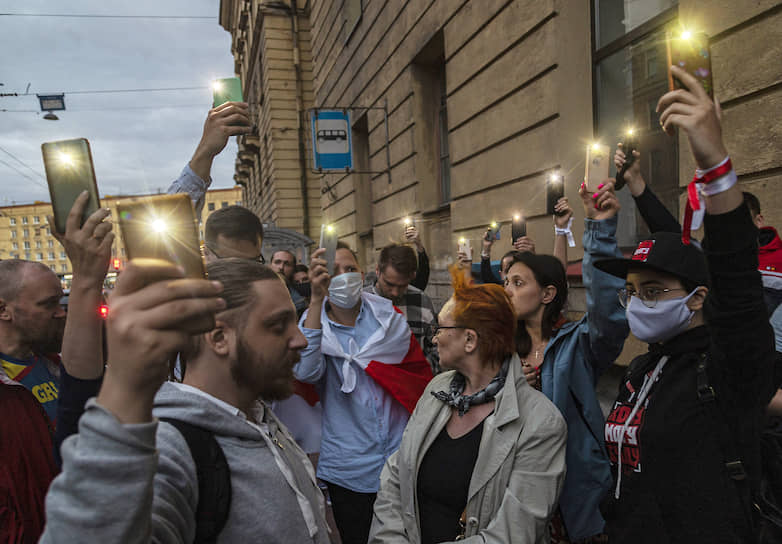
[116,193,205,278]
[585,143,610,192]
[41,138,101,234]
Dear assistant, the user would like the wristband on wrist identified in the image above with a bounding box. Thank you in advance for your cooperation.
[682,156,735,244]
[554,217,576,248]
[480,252,490,260]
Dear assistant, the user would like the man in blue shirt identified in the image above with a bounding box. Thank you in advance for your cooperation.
[297,242,430,544]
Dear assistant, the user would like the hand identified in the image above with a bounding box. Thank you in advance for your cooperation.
[553,197,573,228]
[404,225,424,252]
[521,362,539,388]
[657,65,727,170]
[98,260,225,422]
[190,102,251,180]
[580,179,620,221]
[456,250,472,270]
[512,236,536,253]
[48,191,114,288]
[481,229,495,253]
[308,248,331,302]
[614,144,644,195]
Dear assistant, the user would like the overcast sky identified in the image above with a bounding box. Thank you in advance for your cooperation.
[0,0,237,206]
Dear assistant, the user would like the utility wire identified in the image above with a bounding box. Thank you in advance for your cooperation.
[0,157,48,191]
[55,86,209,95]
[0,13,216,20]
[0,144,47,181]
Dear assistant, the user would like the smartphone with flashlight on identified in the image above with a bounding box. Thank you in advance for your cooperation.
[666,31,713,98]
[615,129,638,191]
[512,214,526,242]
[585,143,610,192]
[116,193,205,278]
[458,237,472,261]
[319,224,338,276]
[213,77,243,107]
[41,138,101,235]
[485,222,501,241]
[546,173,565,216]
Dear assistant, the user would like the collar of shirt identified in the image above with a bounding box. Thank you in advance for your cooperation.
[169,381,266,424]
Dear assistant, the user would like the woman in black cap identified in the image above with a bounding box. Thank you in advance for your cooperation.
[596,66,776,542]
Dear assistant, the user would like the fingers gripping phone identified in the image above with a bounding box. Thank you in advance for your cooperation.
[485,222,500,241]
[546,174,565,216]
[585,143,610,192]
[41,138,101,234]
[512,214,526,242]
[213,77,243,107]
[319,224,338,276]
[615,131,638,191]
[117,193,205,278]
[667,31,713,98]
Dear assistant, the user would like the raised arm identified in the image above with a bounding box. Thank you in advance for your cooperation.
[406,225,430,291]
[552,197,574,272]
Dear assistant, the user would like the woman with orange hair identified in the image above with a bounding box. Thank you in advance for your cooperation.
[369,268,567,544]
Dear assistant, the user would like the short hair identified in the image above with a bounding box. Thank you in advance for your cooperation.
[378,244,417,277]
[180,259,281,369]
[446,265,517,365]
[293,264,309,275]
[0,260,53,302]
[742,191,761,217]
[336,241,359,264]
[205,206,263,247]
[272,249,297,266]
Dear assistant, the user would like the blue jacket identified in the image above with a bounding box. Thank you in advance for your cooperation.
[539,216,628,540]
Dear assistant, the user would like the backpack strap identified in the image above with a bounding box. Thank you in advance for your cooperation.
[159,418,232,544]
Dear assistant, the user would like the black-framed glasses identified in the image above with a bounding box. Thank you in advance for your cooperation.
[203,244,266,264]
[429,325,470,337]
[617,287,688,309]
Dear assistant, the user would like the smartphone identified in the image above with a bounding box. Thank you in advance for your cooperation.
[319,224,338,276]
[585,143,610,192]
[546,174,565,216]
[41,138,101,235]
[116,193,205,278]
[213,77,243,107]
[485,222,501,241]
[512,214,526,242]
[458,237,472,261]
[666,31,713,98]
[615,132,638,191]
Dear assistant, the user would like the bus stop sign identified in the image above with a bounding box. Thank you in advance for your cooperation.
[311,109,352,171]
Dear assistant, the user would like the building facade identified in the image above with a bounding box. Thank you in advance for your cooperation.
[219,0,781,314]
[0,187,243,281]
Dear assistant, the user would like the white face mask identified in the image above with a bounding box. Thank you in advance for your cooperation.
[626,289,697,344]
[328,272,363,309]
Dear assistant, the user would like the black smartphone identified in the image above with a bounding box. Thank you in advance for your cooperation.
[485,222,500,241]
[512,214,526,242]
[117,193,205,278]
[615,130,638,191]
[319,224,338,276]
[41,138,101,234]
[546,173,565,216]
[667,31,713,98]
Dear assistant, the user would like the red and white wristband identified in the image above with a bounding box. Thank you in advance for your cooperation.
[682,156,737,244]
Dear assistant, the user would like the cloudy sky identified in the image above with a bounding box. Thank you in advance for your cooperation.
[0,0,237,206]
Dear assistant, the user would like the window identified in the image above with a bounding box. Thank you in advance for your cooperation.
[10,230,16,239]
[593,1,679,246]
[438,76,451,204]
[60,251,66,259]
[12,242,18,249]
[121,248,126,257]
[221,201,228,208]
[33,216,40,224]
[35,241,41,249]
[24,252,31,260]
[24,241,30,250]
[61,264,68,272]
[235,201,241,205]
[48,240,53,248]
[9,218,15,226]
[22,217,28,225]
[23,229,29,238]
[208,202,215,211]
[45,227,50,236]
[48,251,55,260]
[36,252,43,261]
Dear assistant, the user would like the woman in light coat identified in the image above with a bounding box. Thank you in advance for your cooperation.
[369,268,567,544]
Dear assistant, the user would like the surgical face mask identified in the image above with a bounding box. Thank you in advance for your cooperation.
[328,272,363,309]
[626,290,697,344]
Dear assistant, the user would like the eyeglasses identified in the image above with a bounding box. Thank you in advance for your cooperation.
[203,244,266,264]
[429,325,469,337]
[617,287,688,309]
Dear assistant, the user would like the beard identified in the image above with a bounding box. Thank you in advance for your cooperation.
[231,337,299,401]
[19,316,65,355]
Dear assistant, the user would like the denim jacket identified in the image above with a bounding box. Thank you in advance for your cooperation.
[539,216,629,540]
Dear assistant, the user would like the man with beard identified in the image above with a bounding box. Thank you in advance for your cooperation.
[270,249,307,315]
[364,243,439,373]
[42,258,331,543]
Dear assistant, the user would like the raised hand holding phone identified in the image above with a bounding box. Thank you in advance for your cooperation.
[511,214,526,243]
[580,179,620,221]
[212,77,244,107]
[546,174,565,216]
[615,129,638,190]
[585,142,610,192]
[319,224,338,276]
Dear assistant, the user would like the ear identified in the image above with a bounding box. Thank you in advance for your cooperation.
[203,320,233,357]
[541,285,558,305]
[464,328,479,355]
[375,265,380,277]
[0,299,11,321]
[686,286,709,312]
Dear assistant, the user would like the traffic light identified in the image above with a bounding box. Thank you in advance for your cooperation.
[113,258,121,270]
[99,305,109,319]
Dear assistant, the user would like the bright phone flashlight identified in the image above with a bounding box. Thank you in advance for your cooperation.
[627,128,635,136]
[151,219,167,233]
[550,172,561,182]
[212,81,223,92]
[58,152,74,166]
[403,217,412,226]
[591,142,602,152]
[513,214,521,221]
[326,224,334,233]
[458,237,466,244]
[490,221,497,228]
[681,30,693,40]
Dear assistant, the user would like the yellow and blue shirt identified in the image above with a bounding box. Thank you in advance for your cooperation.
[1,352,59,425]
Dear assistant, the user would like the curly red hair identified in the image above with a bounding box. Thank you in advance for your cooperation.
[445,265,517,365]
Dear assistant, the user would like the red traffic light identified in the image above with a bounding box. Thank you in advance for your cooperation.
[99,305,109,319]
[112,258,121,270]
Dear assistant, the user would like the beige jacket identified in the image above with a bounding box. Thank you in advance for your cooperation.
[369,354,567,544]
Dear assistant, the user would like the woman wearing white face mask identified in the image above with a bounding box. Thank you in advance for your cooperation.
[296,240,433,544]
[594,66,776,542]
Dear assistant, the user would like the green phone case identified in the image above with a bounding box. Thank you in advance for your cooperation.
[213,77,243,107]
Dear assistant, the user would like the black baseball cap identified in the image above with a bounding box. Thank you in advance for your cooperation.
[594,231,709,286]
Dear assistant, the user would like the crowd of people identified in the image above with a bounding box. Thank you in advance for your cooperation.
[1,66,781,544]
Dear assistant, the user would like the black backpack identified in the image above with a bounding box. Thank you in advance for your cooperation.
[160,418,232,544]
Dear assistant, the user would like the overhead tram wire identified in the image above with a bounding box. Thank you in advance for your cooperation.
[0,13,216,20]
[0,145,47,182]
[0,157,49,191]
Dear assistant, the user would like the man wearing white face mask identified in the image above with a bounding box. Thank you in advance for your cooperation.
[296,241,433,544]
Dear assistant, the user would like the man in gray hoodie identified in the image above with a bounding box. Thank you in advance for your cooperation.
[41,258,331,543]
